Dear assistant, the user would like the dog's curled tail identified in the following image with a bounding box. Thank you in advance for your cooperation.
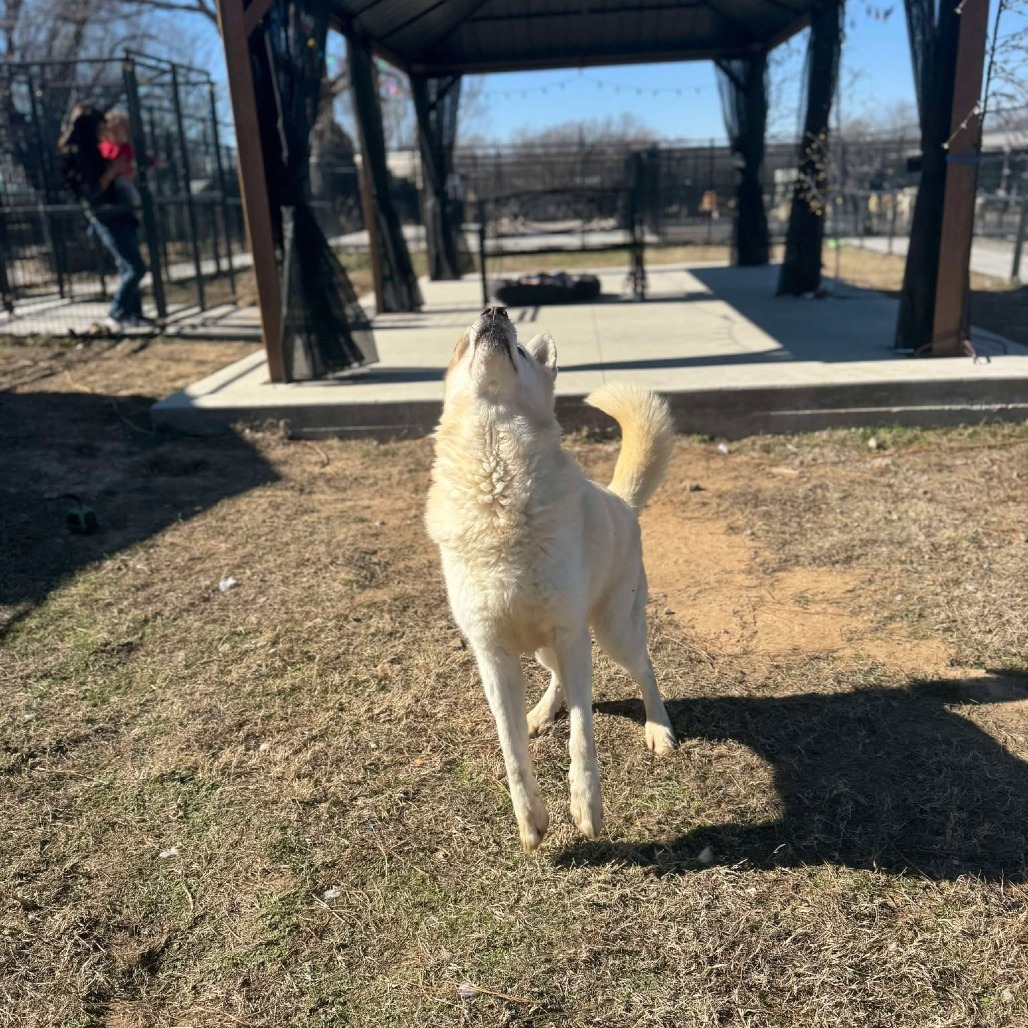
[585,382,674,512]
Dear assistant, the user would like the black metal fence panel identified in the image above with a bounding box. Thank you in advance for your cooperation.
[2,82,1026,339]
[0,54,245,333]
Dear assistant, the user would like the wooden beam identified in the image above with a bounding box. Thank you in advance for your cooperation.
[215,0,286,382]
[931,0,990,357]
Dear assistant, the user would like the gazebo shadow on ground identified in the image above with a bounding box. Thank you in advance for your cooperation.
[0,390,278,637]
[556,673,1028,882]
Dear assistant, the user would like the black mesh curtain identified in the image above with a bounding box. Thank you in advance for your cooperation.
[249,0,377,380]
[716,52,770,267]
[894,0,962,350]
[348,37,422,312]
[777,0,844,296]
[412,73,472,280]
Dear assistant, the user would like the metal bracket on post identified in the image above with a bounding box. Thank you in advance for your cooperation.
[123,57,168,320]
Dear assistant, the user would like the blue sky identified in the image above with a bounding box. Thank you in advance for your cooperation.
[459,9,919,142]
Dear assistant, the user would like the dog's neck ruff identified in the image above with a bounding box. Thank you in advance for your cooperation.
[428,402,566,548]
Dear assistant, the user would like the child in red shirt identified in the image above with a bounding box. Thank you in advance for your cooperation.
[98,110,140,210]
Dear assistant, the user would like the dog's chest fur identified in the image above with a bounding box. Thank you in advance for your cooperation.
[426,408,582,637]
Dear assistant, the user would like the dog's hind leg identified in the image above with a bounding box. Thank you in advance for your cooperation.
[593,577,677,756]
[551,629,603,840]
[472,643,549,852]
[527,648,565,737]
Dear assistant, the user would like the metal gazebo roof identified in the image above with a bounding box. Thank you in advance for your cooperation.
[331,0,815,75]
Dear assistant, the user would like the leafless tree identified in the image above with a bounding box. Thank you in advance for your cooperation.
[125,0,217,21]
[982,0,1027,133]
[507,112,657,149]
[0,0,207,197]
[2,0,172,66]
[767,33,806,139]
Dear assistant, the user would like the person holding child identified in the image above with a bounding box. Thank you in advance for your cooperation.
[59,105,154,333]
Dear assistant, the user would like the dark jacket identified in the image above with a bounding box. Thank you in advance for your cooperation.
[63,144,134,224]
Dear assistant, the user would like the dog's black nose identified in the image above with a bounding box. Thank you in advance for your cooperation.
[481,306,508,320]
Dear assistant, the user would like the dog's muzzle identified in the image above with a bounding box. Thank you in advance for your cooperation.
[472,306,515,353]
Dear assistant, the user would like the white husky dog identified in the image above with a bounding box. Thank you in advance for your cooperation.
[425,306,677,852]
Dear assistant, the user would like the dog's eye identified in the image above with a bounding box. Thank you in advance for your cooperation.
[516,345,527,359]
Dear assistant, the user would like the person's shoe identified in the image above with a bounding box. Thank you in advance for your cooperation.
[103,316,123,334]
[123,314,158,330]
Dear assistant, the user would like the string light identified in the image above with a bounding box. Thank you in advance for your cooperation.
[324,60,712,101]
[478,71,715,99]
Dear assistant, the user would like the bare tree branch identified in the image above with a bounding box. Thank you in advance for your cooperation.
[118,0,217,25]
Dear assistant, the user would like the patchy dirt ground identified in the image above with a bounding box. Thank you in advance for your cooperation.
[2,340,1028,1027]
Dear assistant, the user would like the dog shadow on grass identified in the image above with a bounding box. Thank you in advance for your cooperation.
[558,674,1028,881]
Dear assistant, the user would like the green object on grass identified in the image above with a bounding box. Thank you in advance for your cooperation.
[65,497,98,535]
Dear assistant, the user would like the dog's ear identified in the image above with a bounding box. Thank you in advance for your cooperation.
[526,332,557,378]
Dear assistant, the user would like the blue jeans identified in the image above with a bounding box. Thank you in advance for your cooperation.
[91,216,146,321]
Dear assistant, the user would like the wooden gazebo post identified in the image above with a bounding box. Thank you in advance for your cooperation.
[214,0,287,382]
[930,0,990,356]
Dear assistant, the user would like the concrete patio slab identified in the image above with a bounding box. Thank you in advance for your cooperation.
[152,263,1028,439]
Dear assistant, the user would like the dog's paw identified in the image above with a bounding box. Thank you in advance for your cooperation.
[645,720,677,756]
[517,796,550,853]
[569,778,603,841]
[527,696,561,738]
[526,714,548,738]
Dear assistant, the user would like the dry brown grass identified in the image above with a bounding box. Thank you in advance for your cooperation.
[0,335,258,396]
[3,336,1028,1027]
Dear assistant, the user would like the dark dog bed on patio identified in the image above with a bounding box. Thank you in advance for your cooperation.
[490,272,602,307]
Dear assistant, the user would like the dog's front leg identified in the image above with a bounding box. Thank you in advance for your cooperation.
[554,629,603,840]
[473,644,549,852]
